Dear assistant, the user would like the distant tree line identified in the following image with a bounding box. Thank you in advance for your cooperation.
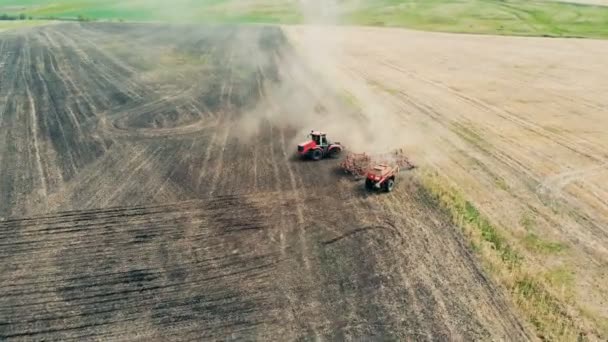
[0,13,32,21]
[27,14,97,22]
[0,12,98,22]
[77,15,93,22]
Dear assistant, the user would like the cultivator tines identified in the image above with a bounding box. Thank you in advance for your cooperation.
[340,152,372,177]
[391,149,416,170]
[372,149,416,171]
[340,149,415,177]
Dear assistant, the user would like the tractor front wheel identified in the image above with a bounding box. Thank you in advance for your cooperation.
[384,178,395,192]
[311,149,323,161]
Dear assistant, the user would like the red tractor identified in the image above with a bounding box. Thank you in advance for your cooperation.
[365,163,399,192]
[297,130,344,161]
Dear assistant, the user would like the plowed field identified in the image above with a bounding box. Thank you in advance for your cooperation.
[0,23,529,340]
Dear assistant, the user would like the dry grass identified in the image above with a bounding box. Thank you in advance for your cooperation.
[421,171,598,340]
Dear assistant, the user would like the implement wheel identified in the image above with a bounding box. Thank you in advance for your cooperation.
[384,179,395,192]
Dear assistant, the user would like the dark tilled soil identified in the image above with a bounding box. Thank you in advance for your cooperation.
[0,23,530,341]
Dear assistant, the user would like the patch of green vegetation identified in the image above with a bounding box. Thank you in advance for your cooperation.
[340,90,361,108]
[520,212,535,231]
[544,266,575,289]
[425,174,522,266]
[450,123,512,192]
[512,275,573,336]
[494,178,508,191]
[366,79,398,95]
[0,12,26,20]
[0,0,302,24]
[345,0,608,39]
[1,0,608,39]
[523,232,568,254]
[420,171,588,340]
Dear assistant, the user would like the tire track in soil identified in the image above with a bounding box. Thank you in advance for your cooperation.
[0,197,284,341]
[51,27,144,102]
[207,121,232,196]
[0,39,18,232]
[252,38,329,338]
[207,43,236,197]
[151,139,198,202]
[379,59,608,242]
[48,27,142,113]
[277,127,326,339]
[409,83,608,254]
[0,35,28,217]
[381,190,489,339]
[262,122,300,341]
[39,29,105,119]
[36,31,91,139]
[46,143,148,210]
[380,76,608,258]
[327,184,435,340]
[23,56,48,201]
[382,60,607,162]
[91,145,164,209]
[195,117,223,193]
[0,37,11,129]
[29,35,88,182]
[36,33,100,131]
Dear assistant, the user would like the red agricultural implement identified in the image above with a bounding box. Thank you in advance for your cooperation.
[340,149,415,192]
[297,130,344,161]
[365,164,399,192]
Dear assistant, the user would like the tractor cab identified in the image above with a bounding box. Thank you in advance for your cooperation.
[308,131,328,147]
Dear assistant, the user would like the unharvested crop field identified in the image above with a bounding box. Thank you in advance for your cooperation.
[0,23,531,340]
[285,24,608,338]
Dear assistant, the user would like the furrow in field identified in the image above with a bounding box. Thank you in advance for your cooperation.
[0,195,283,341]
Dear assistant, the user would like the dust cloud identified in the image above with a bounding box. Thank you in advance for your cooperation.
[109,0,418,155]
[232,0,420,156]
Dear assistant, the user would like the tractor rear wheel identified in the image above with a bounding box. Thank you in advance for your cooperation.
[384,178,395,192]
[311,149,323,161]
[328,148,341,159]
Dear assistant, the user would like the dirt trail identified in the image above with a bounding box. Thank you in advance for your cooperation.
[0,23,529,340]
[284,24,608,323]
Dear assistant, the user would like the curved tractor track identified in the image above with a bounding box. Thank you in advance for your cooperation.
[0,23,529,340]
